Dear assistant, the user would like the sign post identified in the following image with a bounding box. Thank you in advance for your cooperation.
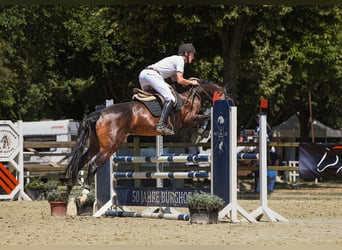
[0,121,30,200]
[212,100,256,222]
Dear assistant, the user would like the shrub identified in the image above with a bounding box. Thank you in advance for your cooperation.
[187,191,224,211]
[25,178,45,190]
[46,189,68,202]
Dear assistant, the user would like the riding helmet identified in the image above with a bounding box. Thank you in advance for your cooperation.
[178,43,196,55]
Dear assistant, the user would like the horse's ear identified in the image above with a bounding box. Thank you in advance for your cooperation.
[223,83,234,99]
[224,83,232,95]
[223,83,230,91]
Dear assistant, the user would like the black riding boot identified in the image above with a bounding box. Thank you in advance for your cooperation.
[156,100,174,135]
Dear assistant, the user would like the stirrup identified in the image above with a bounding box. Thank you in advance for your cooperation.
[156,124,174,135]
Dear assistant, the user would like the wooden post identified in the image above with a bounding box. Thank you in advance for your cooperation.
[309,91,315,143]
[133,136,141,187]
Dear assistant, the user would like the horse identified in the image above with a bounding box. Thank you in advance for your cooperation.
[1,135,8,149]
[65,79,229,203]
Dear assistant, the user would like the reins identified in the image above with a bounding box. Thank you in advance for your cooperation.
[183,85,200,110]
[198,85,214,103]
[183,83,217,109]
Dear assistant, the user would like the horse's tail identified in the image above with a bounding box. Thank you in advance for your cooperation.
[65,111,100,188]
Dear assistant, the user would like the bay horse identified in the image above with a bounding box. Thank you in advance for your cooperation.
[65,79,228,203]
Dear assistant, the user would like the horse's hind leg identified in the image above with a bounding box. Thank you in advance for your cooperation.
[79,149,116,204]
[67,152,94,190]
[79,122,127,203]
[66,144,99,196]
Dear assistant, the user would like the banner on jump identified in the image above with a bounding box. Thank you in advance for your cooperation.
[115,187,209,207]
[299,143,342,180]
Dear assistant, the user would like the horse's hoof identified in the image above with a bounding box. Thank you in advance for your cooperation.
[78,196,88,207]
[164,130,174,135]
[159,129,174,135]
[156,125,174,135]
[78,189,90,206]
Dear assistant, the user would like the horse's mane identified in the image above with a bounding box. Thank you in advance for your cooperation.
[172,82,191,93]
[199,79,217,85]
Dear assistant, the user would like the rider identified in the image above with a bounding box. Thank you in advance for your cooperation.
[139,43,199,135]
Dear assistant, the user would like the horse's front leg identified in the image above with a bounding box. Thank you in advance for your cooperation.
[184,114,210,128]
[194,114,210,123]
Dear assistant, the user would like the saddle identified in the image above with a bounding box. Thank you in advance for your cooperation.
[132,87,182,117]
[132,88,162,102]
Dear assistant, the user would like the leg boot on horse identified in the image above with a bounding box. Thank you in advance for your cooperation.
[155,100,174,135]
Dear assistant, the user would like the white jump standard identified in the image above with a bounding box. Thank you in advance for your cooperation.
[248,114,288,222]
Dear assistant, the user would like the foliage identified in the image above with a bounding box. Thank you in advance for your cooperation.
[24,178,45,190]
[43,180,59,192]
[0,5,341,141]
[187,192,224,211]
[46,189,68,202]
[44,180,68,202]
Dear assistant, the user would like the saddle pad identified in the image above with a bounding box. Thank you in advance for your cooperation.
[133,88,183,117]
[140,100,163,117]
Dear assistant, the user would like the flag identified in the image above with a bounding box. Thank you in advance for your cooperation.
[260,99,268,113]
[212,92,221,105]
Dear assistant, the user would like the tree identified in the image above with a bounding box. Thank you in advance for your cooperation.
[0,6,80,120]
[280,6,342,141]
[0,39,17,119]
[0,5,341,144]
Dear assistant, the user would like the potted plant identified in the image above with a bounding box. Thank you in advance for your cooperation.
[45,180,68,216]
[187,191,225,224]
[43,179,59,193]
[24,178,45,200]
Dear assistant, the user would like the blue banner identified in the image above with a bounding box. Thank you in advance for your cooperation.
[212,99,235,204]
[299,143,342,180]
[116,187,209,207]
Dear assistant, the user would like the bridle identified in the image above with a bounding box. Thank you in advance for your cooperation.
[180,80,231,112]
[184,82,223,108]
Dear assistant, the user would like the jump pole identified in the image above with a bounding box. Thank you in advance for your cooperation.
[94,154,211,217]
[138,134,186,215]
[249,113,288,222]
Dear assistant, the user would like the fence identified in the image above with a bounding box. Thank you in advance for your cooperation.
[23,140,300,182]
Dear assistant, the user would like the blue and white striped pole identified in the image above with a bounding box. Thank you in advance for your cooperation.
[113,171,210,180]
[113,154,210,164]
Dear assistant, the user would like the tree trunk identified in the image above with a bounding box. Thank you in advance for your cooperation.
[221,15,250,100]
[299,111,311,143]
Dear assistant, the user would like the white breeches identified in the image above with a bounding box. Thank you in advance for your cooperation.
[138,69,175,102]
